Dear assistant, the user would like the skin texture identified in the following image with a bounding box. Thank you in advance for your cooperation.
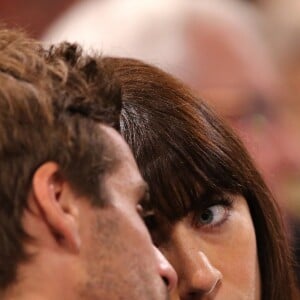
[152,195,261,299]
[77,126,177,299]
[3,125,176,300]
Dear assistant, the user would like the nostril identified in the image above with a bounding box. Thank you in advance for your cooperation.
[162,275,169,287]
[159,263,178,292]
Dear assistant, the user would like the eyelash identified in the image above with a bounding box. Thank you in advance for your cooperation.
[137,190,156,225]
[137,207,160,246]
[191,196,234,230]
[139,194,235,246]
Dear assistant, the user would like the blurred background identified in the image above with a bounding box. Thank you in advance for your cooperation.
[0,0,78,38]
[1,0,300,284]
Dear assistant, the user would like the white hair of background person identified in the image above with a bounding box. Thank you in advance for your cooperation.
[43,0,270,82]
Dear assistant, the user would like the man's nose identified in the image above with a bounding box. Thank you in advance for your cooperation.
[154,246,178,292]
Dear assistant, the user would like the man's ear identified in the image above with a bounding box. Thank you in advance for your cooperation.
[32,162,81,253]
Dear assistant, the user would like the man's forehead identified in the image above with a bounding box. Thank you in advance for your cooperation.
[100,124,137,165]
[100,124,147,193]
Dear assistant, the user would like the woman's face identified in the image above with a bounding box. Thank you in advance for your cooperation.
[149,194,261,299]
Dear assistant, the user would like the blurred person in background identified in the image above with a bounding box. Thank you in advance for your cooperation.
[0,0,77,38]
[43,0,300,283]
[262,0,300,285]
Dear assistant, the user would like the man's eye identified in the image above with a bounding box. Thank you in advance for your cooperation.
[143,213,158,231]
[137,205,157,229]
[137,204,144,216]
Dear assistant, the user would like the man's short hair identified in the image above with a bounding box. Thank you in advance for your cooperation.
[0,28,121,289]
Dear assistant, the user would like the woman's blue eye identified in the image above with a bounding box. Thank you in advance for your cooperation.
[198,205,228,227]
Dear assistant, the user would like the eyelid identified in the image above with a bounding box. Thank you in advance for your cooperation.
[139,208,159,237]
[136,204,144,216]
[143,188,150,205]
[192,193,234,211]
[137,204,155,219]
[135,191,158,231]
[136,189,153,219]
[137,187,152,213]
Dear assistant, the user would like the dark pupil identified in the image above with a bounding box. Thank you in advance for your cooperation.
[200,209,213,223]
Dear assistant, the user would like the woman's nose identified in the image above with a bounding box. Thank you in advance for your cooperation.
[169,225,222,299]
[154,246,178,292]
[178,250,222,299]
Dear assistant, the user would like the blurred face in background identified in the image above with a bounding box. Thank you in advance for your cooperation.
[186,21,300,217]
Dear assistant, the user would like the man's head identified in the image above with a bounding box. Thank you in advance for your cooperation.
[0,28,176,299]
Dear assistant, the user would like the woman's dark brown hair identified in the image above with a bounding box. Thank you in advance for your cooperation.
[102,57,297,299]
